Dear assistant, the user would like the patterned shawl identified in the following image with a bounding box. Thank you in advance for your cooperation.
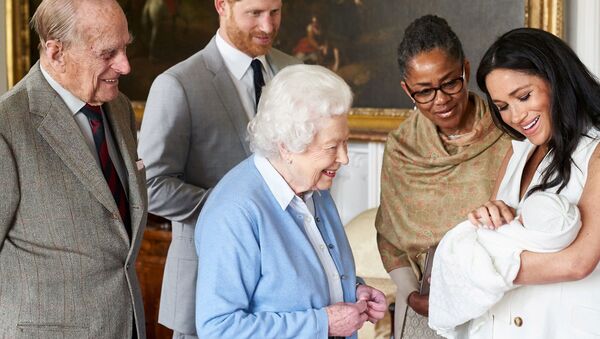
[375,93,511,278]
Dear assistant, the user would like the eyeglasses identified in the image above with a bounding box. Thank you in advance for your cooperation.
[405,67,465,104]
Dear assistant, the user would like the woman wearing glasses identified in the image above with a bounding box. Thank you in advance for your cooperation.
[374,15,510,338]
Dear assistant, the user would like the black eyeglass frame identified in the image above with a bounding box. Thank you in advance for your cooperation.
[404,67,466,104]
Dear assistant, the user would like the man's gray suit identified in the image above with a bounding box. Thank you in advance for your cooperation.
[0,63,148,338]
[138,36,299,334]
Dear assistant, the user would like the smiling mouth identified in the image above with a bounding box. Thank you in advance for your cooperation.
[322,170,337,178]
[254,35,272,43]
[523,116,540,130]
[103,79,118,84]
[434,106,455,118]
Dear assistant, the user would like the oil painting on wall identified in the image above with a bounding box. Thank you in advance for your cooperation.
[114,0,219,100]
[278,0,527,109]
[120,0,528,108]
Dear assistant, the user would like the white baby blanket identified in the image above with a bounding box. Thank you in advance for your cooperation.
[428,193,581,338]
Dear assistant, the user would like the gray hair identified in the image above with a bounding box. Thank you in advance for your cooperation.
[31,0,80,51]
[248,64,353,158]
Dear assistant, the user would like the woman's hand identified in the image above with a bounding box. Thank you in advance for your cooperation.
[326,300,368,337]
[467,200,515,229]
[407,291,429,316]
[356,284,388,323]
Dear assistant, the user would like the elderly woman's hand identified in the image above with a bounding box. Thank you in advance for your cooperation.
[356,284,387,323]
[467,200,515,229]
[326,300,368,337]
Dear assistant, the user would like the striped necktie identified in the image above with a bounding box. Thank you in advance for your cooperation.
[80,104,131,239]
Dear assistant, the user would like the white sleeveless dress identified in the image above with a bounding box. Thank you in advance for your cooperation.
[467,130,600,339]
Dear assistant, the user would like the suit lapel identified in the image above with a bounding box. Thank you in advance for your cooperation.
[212,72,251,155]
[103,101,146,246]
[28,63,140,246]
[265,53,281,75]
[31,82,119,219]
[205,38,252,156]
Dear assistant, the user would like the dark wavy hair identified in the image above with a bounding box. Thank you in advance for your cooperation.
[477,27,600,195]
[397,14,465,79]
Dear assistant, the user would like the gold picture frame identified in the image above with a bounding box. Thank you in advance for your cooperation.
[5,0,563,141]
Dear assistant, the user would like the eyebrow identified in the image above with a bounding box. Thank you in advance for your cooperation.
[410,68,459,87]
[508,85,530,97]
[322,134,349,144]
[492,84,532,104]
[97,36,133,55]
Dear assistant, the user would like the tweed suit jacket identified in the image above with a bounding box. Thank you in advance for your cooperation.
[0,62,148,339]
[137,36,300,334]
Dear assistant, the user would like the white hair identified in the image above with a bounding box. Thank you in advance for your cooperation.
[248,64,353,158]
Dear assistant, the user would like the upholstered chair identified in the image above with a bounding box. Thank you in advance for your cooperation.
[345,208,396,339]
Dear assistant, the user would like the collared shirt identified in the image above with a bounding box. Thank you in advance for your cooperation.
[39,65,128,192]
[254,154,344,304]
[215,30,274,119]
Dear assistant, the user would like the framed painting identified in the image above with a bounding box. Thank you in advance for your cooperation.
[6,0,563,140]
[5,0,220,101]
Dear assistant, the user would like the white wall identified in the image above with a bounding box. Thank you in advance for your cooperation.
[1,3,8,94]
[331,141,385,225]
[567,0,600,77]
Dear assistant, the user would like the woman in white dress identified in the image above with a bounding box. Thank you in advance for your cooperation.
[466,28,600,338]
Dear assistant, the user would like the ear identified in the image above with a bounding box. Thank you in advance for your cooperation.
[43,39,67,73]
[400,81,415,103]
[277,142,291,161]
[214,0,227,16]
[464,59,471,84]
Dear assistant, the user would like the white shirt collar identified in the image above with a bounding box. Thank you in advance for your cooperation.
[254,154,313,211]
[40,65,86,115]
[215,29,268,80]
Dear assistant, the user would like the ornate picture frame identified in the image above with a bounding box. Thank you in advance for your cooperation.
[5,0,563,141]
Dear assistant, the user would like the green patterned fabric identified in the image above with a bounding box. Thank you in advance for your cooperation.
[375,93,511,277]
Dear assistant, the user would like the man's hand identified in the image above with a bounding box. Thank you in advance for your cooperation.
[356,284,388,323]
[326,300,368,337]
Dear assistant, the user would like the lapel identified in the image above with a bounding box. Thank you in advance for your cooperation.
[103,100,146,247]
[29,64,118,216]
[265,52,281,75]
[27,63,142,245]
[205,37,251,156]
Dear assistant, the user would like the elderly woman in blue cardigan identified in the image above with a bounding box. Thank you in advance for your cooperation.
[194,64,387,338]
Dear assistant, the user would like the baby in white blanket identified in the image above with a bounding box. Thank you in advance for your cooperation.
[428,191,581,338]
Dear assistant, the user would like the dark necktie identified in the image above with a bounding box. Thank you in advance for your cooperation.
[80,104,131,239]
[250,59,265,108]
